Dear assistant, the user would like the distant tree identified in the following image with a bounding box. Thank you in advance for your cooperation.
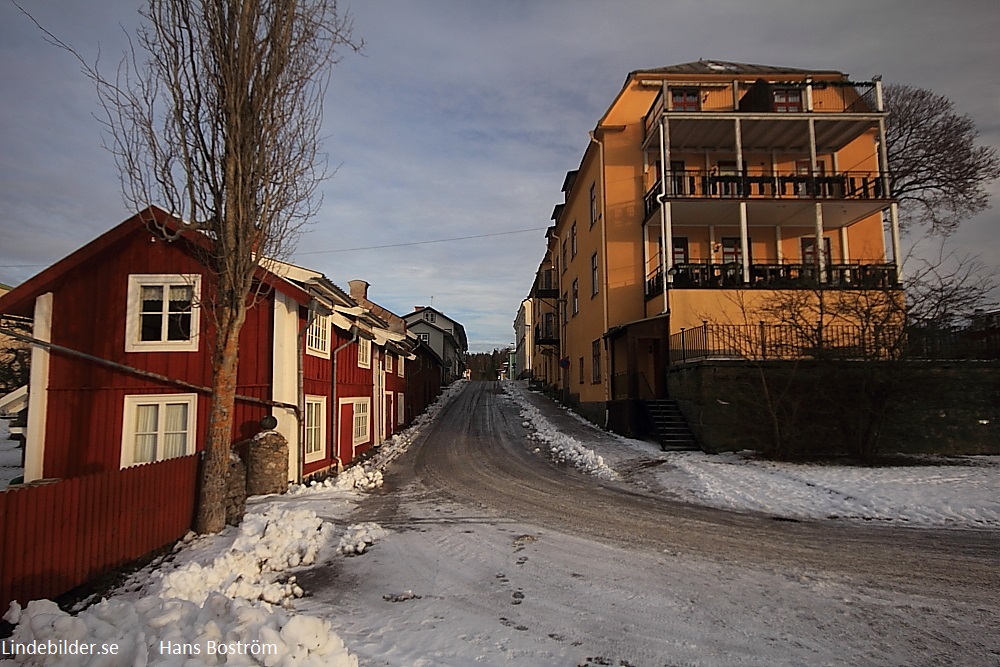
[25,0,361,533]
[884,84,1000,234]
[0,317,31,393]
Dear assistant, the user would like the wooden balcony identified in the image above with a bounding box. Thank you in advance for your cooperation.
[531,269,559,299]
[645,262,899,299]
[535,324,559,346]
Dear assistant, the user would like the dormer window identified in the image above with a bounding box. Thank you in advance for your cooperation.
[773,89,802,113]
[671,88,700,112]
[423,311,436,323]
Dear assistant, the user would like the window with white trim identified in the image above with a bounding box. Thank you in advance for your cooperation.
[358,338,371,368]
[352,398,370,446]
[304,395,326,463]
[125,274,201,352]
[121,394,197,467]
[398,392,405,425]
[306,314,330,357]
[416,333,430,343]
[386,354,394,374]
[423,311,436,323]
[398,357,405,377]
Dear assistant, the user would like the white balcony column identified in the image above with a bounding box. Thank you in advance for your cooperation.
[889,202,903,281]
[775,226,783,263]
[877,117,892,198]
[659,116,674,302]
[739,202,750,284]
[709,226,716,263]
[734,117,744,178]
[840,227,850,264]
[814,203,826,282]
[875,78,884,112]
[808,118,819,175]
[805,79,814,112]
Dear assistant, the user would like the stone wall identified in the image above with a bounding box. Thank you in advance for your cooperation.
[667,360,999,458]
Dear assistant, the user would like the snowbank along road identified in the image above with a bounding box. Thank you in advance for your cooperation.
[301,381,1000,666]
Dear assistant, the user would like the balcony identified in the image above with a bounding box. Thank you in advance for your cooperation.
[645,262,899,298]
[531,269,559,299]
[644,170,887,218]
[535,323,559,346]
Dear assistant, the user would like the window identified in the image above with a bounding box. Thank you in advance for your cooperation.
[673,237,689,265]
[579,357,585,384]
[722,237,751,264]
[306,313,330,357]
[671,88,700,112]
[386,354,394,374]
[121,394,197,468]
[561,240,568,273]
[801,237,832,266]
[304,396,326,463]
[571,222,577,258]
[589,183,598,228]
[352,399,370,446]
[562,292,568,324]
[773,89,802,113]
[416,332,430,343]
[397,392,406,426]
[125,274,201,352]
[572,279,579,316]
[423,311,436,323]
[358,338,372,369]
[398,356,405,377]
[592,340,601,384]
[590,252,599,297]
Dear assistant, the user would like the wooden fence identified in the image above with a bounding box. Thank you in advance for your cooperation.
[0,454,199,610]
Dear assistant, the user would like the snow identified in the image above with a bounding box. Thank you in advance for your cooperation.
[0,418,22,489]
[501,382,618,480]
[3,378,998,666]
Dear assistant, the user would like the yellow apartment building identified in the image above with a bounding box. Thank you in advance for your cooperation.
[524,60,901,438]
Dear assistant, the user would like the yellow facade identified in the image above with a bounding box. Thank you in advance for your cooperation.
[523,61,900,426]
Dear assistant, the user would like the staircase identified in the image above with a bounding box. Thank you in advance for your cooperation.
[642,399,700,451]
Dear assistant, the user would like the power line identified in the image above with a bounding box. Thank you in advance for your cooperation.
[295,227,548,255]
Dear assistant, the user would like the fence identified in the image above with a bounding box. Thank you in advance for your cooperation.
[669,323,1000,365]
[0,454,199,610]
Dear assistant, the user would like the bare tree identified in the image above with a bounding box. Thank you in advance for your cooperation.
[24,0,361,533]
[884,83,1000,234]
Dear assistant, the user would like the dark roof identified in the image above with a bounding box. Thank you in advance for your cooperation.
[634,60,844,77]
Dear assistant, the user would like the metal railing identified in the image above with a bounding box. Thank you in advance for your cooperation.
[644,170,887,216]
[644,263,898,298]
[668,323,1000,365]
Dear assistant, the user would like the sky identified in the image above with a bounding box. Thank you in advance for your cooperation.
[1,1,998,352]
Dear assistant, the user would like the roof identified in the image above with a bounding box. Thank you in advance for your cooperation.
[633,60,844,77]
[0,206,313,317]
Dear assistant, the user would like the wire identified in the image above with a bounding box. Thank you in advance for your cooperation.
[295,227,548,256]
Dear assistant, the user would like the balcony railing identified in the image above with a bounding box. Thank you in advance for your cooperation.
[644,170,887,216]
[535,324,559,345]
[532,269,558,298]
[645,262,899,298]
[668,322,1000,365]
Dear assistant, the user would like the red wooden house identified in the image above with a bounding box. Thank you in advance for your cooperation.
[0,207,439,485]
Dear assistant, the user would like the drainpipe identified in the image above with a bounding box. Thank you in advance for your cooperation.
[330,328,359,473]
[296,299,320,484]
[589,130,611,427]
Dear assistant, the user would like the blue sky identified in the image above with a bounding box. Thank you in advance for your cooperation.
[1,0,998,351]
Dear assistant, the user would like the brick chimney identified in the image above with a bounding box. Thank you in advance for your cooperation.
[348,279,370,301]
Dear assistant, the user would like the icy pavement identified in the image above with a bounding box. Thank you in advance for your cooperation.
[3,379,999,665]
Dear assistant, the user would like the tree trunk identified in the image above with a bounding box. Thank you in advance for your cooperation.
[195,304,245,534]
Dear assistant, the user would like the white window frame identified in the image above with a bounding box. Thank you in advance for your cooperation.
[305,314,330,358]
[344,397,370,448]
[303,395,327,463]
[358,337,372,369]
[416,332,430,343]
[386,354,394,374]
[125,274,201,352]
[423,311,436,323]
[397,392,405,425]
[398,356,405,377]
[120,393,198,468]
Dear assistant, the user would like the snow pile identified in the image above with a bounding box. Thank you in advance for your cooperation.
[661,451,1000,527]
[337,522,388,556]
[155,508,333,606]
[502,383,618,480]
[4,594,358,667]
[335,465,384,491]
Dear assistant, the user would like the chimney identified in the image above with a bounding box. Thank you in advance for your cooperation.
[348,279,370,301]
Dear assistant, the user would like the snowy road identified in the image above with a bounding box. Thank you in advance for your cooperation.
[298,381,1000,666]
